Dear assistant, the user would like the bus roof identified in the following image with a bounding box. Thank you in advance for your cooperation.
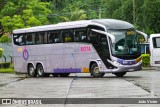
[92,19,134,29]
[13,19,134,34]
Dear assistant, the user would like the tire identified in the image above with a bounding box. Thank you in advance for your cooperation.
[90,63,105,78]
[28,64,37,77]
[114,72,126,77]
[37,64,45,77]
[59,73,70,77]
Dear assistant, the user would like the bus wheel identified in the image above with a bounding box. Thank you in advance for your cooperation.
[114,72,126,77]
[90,63,105,78]
[28,64,37,77]
[59,73,70,77]
[37,64,45,77]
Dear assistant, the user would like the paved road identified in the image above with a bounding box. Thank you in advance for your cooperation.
[0,70,160,107]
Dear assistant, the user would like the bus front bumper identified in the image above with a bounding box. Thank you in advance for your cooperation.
[101,60,142,73]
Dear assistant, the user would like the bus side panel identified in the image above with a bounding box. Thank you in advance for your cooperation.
[14,56,28,73]
[63,45,76,72]
[86,45,108,72]
[13,45,28,73]
[50,44,63,73]
[150,35,160,66]
[75,53,87,72]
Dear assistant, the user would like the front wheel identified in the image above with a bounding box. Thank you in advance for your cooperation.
[114,72,126,77]
[90,63,105,78]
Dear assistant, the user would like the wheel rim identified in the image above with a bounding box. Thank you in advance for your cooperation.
[94,67,99,74]
[29,67,34,75]
[38,66,43,76]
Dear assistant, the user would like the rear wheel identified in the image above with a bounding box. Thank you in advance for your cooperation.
[59,73,70,77]
[90,63,105,78]
[37,64,45,77]
[114,72,126,77]
[28,64,37,77]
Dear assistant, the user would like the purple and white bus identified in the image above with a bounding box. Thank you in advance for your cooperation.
[12,19,147,77]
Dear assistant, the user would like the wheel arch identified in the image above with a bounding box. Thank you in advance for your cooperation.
[27,62,35,70]
[89,61,99,72]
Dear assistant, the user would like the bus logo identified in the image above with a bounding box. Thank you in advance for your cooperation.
[23,49,29,60]
[80,46,91,52]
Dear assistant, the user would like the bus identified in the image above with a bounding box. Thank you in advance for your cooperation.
[150,34,160,67]
[12,19,147,77]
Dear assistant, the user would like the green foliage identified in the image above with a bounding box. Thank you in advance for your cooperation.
[0,68,14,73]
[0,35,11,43]
[0,62,11,68]
[0,0,160,35]
[0,48,3,58]
[60,8,87,22]
[0,0,51,32]
[142,54,150,67]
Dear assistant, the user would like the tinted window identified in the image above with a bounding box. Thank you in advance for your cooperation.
[74,28,87,42]
[48,31,61,43]
[34,32,48,44]
[153,37,160,48]
[62,30,73,42]
[13,34,26,46]
[26,33,34,45]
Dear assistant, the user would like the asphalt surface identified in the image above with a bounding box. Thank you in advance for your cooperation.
[0,70,160,107]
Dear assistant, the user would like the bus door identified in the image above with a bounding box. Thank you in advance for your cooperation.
[90,29,113,68]
[150,35,160,66]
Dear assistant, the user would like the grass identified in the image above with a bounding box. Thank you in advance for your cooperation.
[0,68,14,73]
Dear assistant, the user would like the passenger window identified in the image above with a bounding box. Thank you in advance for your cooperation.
[35,33,40,44]
[26,33,34,45]
[74,28,87,42]
[62,30,73,43]
[153,37,160,48]
[34,32,47,44]
[13,34,25,46]
[48,31,61,43]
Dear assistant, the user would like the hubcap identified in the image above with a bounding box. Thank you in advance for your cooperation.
[38,67,43,76]
[94,67,99,74]
[29,67,34,75]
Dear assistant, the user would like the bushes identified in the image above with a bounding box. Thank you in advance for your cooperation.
[142,54,150,67]
[0,62,11,68]
[0,35,11,43]
[0,48,3,58]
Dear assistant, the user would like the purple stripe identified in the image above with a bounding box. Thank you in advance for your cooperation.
[117,59,136,65]
[54,68,81,73]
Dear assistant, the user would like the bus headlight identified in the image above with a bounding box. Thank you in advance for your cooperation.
[113,61,121,65]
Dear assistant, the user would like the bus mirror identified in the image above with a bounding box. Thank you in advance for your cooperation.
[136,30,148,42]
[105,32,115,43]
[91,29,115,43]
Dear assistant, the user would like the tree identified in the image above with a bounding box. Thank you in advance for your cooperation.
[0,23,4,37]
[0,16,13,33]
[141,0,160,34]
[60,8,87,22]
[0,0,52,32]
[0,48,3,58]
[0,35,11,43]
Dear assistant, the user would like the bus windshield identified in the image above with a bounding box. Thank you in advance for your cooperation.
[108,29,140,55]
